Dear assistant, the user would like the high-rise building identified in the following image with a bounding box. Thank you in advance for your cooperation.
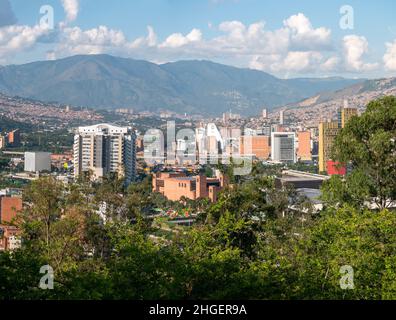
[318,121,340,173]
[319,107,357,173]
[239,135,271,160]
[262,108,268,119]
[73,124,136,185]
[297,131,312,161]
[341,107,358,128]
[7,129,20,147]
[271,132,296,163]
[279,110,285,125]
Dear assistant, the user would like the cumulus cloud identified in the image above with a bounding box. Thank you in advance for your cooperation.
[159,29,202,48]
[284,13,332,50]
[61,0,79,23]
[343,35,378,72]
[383,40,396,71]
[0,25,49,60]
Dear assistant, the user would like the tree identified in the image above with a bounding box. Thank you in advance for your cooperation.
[331,96,396,210]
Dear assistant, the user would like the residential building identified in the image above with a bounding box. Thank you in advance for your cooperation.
[24,152,52,172]
[271,132,296,163]
[0,225,21,251]
[73,124,136,185]
[262,108,268,119]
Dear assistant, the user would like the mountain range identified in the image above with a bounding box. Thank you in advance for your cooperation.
[0,54,363,116]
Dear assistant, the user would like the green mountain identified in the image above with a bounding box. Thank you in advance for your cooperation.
[0,54,363,116]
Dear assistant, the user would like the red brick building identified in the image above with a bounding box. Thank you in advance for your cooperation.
[0,196,22,224]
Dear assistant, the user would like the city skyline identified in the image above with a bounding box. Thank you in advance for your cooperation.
[0,0,395,78]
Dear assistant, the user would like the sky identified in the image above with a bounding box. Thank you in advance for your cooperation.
[1,0,396,79]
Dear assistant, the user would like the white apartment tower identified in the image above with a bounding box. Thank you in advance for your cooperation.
[73,124,136,185]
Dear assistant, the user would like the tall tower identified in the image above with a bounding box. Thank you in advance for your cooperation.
[279,110,285,125]
[73,124,136,185]
[318,121,340,173]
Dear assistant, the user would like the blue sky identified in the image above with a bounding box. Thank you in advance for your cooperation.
[1,0,396,78]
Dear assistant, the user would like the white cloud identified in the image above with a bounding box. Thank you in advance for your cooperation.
[284,13,332,50]
[55,25,127,56]
[384,40,396,71]
[0,9,385,77]
[159,29,202,48]
[61,0,79,23]
[343,35,378,72]
[0,25,48,60]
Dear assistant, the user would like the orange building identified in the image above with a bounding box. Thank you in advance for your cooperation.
[239,136,270,160]
[7,129,21,147]
[152,172,228,202]
[0,196,22,224]
[297,131,312,161]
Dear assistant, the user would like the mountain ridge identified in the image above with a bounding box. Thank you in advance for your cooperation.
[0,54,364,116]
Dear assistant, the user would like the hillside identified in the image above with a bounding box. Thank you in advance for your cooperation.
[0,54,362,116]
[280,77,396,126]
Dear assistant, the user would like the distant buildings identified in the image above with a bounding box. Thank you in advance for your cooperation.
[24,152,51,172]
[262,108,268,119]
[73,124,137,185]
[271,132,296,163]
[152,171,228,202]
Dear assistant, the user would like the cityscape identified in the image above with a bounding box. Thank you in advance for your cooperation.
[0,0,396,311]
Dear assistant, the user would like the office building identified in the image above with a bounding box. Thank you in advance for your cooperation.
[271,132,296,163]
[297,131,312,161]
[319,107,357,173]
[341,107,358,128]
[318,121,340,173]
[239,135,271,160]
[24,152,51,172]
[73,124,136,185]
